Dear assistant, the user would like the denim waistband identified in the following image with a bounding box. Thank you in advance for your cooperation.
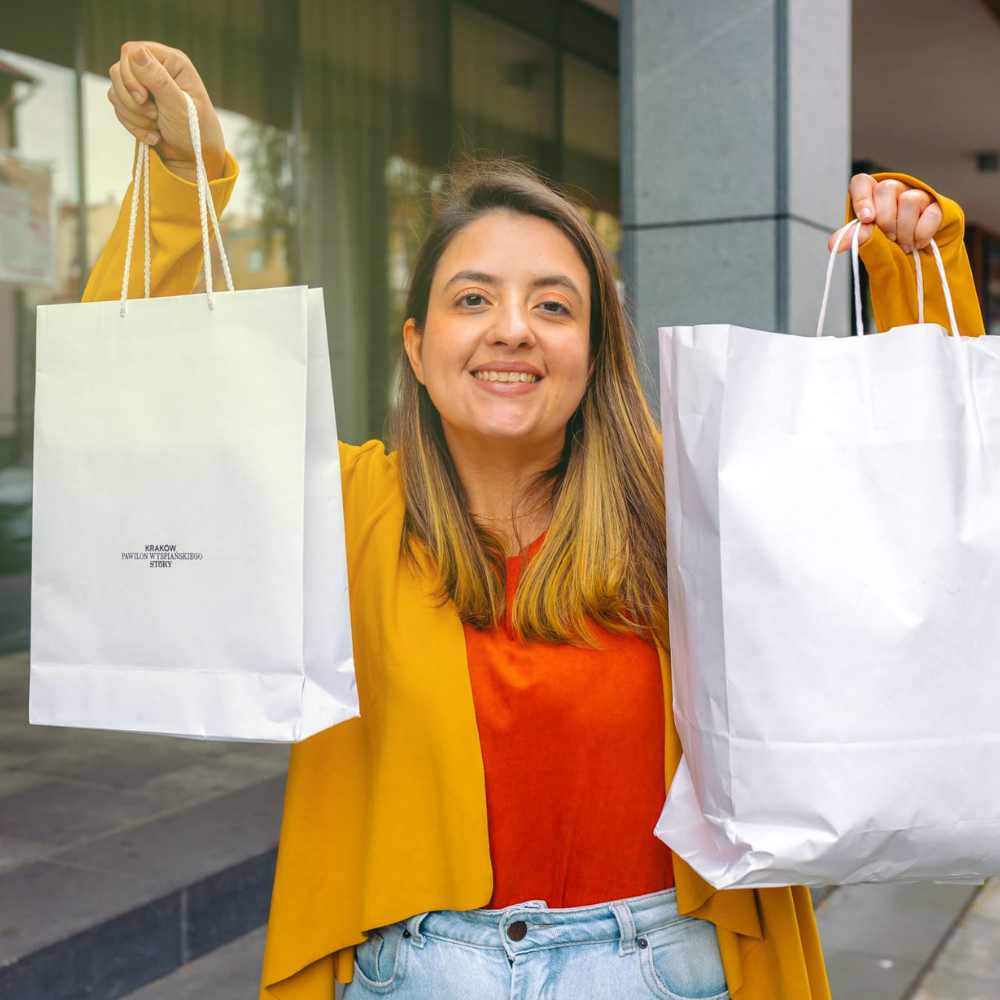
[404,888,683,959]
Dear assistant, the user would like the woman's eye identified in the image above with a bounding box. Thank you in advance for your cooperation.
[459,293,486,307]
[540,300,569,315]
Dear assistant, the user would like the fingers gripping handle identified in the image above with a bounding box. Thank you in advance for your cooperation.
[815,219,960,338]
[119,93,234,318]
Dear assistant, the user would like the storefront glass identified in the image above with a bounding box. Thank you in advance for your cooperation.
[0,1,620,651]
[0,50,78,650]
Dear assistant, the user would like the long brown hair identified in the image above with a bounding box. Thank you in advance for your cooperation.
[391,159,668,647]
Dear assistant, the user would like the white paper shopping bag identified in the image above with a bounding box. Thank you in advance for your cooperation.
[655,220,1000,887]
[29,97,357,741]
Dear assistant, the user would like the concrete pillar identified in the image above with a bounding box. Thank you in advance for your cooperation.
[620,0,852,402]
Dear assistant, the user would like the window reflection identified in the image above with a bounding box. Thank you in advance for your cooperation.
[386,155,445,342]
[563,54,619,219]
[196,112,295,293]
[563,54,620,273]
[452,5,558,176]
[0,50,77,646]
[0,7,621,651]
[83,70,135,275]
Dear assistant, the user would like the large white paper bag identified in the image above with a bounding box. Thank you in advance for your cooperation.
[655,222,1000,887]
[29,110,357,741]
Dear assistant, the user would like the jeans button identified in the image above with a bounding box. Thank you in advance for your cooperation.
[507,920,528,941]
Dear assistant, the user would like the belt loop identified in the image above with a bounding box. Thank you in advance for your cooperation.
[610,900,638,957]
[405,912,429,948]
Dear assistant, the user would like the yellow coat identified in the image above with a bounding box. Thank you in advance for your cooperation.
[84,151,985,1000]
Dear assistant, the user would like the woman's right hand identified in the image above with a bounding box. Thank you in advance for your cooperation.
[108,42,225,185]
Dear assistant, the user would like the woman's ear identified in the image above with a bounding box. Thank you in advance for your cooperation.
[402,318,426,385]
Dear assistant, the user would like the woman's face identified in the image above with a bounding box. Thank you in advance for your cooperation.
[403,210,593,461]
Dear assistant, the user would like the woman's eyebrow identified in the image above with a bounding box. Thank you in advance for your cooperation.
[531,275,583,304]
[442,270,498,291]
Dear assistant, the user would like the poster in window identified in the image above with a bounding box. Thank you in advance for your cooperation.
[0,149,56,287]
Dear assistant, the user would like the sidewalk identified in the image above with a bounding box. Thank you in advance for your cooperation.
[0,650,288,1000]
[910,880,1000,999]
[815,880,994,999]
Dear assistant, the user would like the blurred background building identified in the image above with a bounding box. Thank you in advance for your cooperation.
[1,0,999,652]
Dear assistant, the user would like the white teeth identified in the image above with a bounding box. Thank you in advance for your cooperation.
[473,371,538,383]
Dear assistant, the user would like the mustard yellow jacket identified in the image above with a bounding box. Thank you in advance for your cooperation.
[84,150,985,1000]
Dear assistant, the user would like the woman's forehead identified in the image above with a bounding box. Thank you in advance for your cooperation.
[432,211,591,293]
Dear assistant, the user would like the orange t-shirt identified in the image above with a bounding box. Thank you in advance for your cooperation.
[463,541,674,909]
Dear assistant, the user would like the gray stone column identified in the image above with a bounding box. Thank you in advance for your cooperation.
[620,0,852,402]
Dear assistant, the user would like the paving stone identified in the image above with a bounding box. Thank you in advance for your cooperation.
[0,766,46,798]
[23,734,229,791]
[140,749,288,809]
[970,880,1000,924]
[816,882,979,964]
[123,926,267,999]
[52,775,285,888]
[821,948,924,1000]
[928,913,1000,982]
[0,893,180,1000]
[0,833,57,873]
[0,779,164,845]
[911,970,1000,1000]
[0,860,165,962]
[0,660,27,697]
[0,721,117,758]
[184,849,277,960]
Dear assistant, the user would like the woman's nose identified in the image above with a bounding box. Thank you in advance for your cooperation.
[490,304,535,347]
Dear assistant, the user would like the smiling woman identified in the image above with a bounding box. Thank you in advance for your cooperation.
[394,160,668,646]
[82,38,975,1000]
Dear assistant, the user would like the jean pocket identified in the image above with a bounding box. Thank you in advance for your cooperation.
[352,923,410,994]
[638,916,730,1000]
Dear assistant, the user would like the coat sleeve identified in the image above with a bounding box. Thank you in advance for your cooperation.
[852,172,985,338]
[82,144,239,304]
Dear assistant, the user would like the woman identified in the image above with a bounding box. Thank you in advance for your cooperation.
[91,41,984,1000]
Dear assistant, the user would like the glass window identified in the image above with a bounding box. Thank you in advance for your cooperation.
[0,50,78,647]
[563,54,620,261]
[83,69,139,272]
[299,0,450,444]
[451,4,558,176]
[195,111,295,293]
[385,155,446,343]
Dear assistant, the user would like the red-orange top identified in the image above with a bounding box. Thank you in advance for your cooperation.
[463,540,674,909]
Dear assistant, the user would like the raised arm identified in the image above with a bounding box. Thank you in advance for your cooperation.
[83,42,239,305]
[834,173,985,338]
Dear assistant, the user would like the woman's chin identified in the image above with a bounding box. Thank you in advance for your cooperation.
[444,419,564,457]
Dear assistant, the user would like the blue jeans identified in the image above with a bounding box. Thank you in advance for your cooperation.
[343,888,730,999]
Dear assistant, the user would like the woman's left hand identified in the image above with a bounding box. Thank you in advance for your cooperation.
[829,175,944,255]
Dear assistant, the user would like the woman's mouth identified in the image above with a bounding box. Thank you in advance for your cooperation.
[471,371,540,383]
